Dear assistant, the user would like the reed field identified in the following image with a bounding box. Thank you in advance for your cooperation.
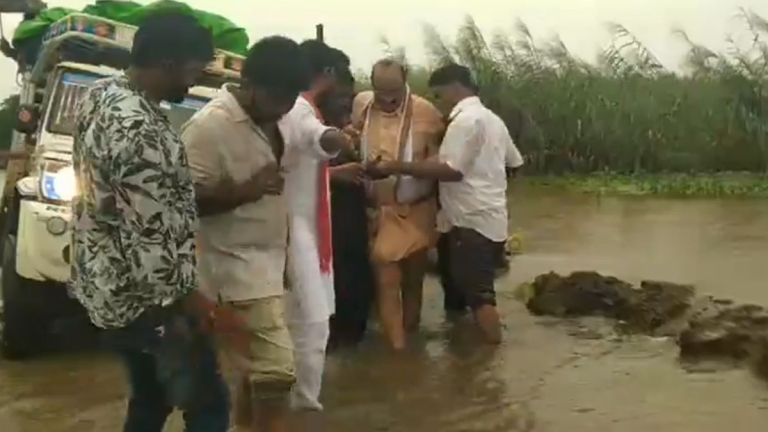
[372,11,768,195]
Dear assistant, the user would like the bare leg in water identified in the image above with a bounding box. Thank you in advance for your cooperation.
[474,305,502,345]
[401,250,428,333]
[234,377,290,432]
[375,261,406,350]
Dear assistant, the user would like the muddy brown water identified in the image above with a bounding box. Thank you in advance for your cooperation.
[3,184,768,431]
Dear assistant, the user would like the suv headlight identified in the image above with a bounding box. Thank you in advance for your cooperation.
[40,160,77,202]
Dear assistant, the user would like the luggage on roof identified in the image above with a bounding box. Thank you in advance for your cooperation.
[11,0,249,55]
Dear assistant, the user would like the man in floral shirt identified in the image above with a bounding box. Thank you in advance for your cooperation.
[70,13,235,432]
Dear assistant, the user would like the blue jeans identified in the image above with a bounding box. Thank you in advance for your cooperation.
[104,305,230,432]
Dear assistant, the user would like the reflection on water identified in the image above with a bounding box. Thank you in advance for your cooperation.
[3,187,768,432]
[320,187,768,431]
[510,187,768,305]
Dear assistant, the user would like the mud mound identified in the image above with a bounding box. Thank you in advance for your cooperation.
[521,271,768,380]
[525,272,694,332]
[680,302,768,372]
[625,281,696,333]
[527,271,635,317]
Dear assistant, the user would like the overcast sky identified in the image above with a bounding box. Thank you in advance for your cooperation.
[1,0,767,98]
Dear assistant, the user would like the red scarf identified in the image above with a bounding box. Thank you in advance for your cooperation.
[301,93,333,275]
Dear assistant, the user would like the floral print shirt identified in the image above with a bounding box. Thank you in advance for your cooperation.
[70,76,198,329]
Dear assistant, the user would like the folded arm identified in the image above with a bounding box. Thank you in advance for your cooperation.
[182,114,271,217]
[194,178,268,217]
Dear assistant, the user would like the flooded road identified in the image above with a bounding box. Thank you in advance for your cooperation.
[3,184,768,431]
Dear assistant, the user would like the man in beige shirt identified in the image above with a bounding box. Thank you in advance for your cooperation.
[351,59,445,350]
[182,37,307,432]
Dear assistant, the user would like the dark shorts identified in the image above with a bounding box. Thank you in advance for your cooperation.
[440,227,505,310]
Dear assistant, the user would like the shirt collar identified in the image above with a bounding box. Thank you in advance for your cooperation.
[449,96,482,121]
[219,83,250,123]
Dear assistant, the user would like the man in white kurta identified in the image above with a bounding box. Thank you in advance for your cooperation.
[279,40,355,412]
[279,92,337,411]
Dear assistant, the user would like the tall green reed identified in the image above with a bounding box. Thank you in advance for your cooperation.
[363,12,768,175]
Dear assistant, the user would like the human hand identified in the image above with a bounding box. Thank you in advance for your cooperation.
[331,162,365,185]
[182,291,217,333]
[364,156,392,180]
[248,162,284,198]
[212,307,252,360]
[342,126,361,145]
[339,132,360,161]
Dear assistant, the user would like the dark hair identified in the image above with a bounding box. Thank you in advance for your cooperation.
[335,66,354,87]
[131,12,214,68]
[242,36,311,95]
[428,63,478,93]
[371,58,407,83]
[299,39,338,79]
[329,47,351,69]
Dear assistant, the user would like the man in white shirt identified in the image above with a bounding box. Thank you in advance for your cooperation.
[279,40,356,411]
[373,63,524,344]
[183,36,348,432]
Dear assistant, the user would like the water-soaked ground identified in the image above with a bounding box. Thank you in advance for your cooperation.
[3,184,768,431]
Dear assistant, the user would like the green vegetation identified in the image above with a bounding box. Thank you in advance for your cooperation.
[2,12,767,197]
[377,11,768,180]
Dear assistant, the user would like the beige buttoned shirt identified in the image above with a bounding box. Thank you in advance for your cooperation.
[181,86,287,302]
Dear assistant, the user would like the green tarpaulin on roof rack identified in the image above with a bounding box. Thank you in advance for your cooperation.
[11,0,249,55]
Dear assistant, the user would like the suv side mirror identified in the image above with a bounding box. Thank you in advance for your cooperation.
[14,104,39,135]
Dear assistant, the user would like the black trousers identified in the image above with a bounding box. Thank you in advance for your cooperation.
[330,183,375,346]
[438,233,467,312]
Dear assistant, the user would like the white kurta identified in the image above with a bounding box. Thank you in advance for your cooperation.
[279,95,337,411]
[279,96,337,324]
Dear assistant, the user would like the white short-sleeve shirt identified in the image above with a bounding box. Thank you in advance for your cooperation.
[438,96,524,242]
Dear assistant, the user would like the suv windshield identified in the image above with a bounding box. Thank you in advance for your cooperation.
[47,70,210,135]
[47,71,99,135]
